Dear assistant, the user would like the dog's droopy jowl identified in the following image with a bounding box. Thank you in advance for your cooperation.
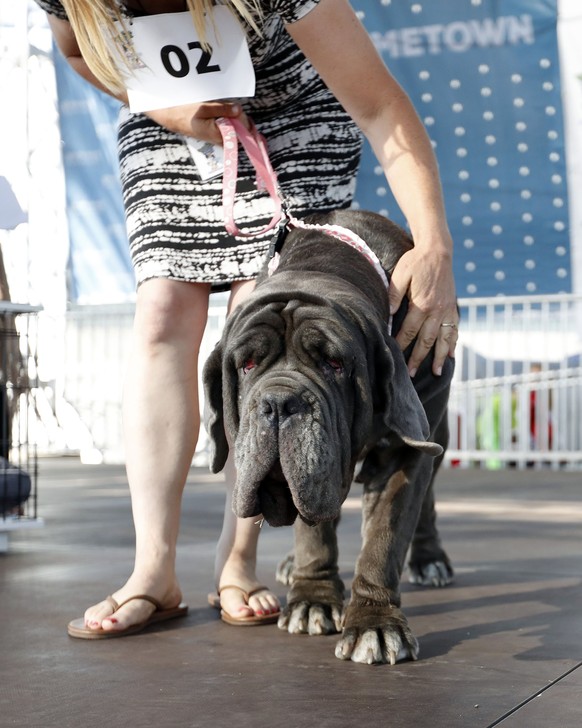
[203,209,455,664]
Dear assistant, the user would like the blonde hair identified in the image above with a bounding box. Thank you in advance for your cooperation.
[60,0,262,94]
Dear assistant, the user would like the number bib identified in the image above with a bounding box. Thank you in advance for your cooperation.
[120,8,256,112]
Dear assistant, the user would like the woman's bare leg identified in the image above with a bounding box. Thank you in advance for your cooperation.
[82,278,211,632]
[81,277,277,630]
[214,457,280,617]
[213,279,280,618]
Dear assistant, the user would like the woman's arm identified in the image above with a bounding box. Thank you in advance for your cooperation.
[46,15,243,144]
[287,0,459,376]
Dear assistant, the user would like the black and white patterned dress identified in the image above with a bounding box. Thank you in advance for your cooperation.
[36,0,362,289]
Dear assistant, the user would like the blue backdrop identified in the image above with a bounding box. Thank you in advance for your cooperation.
[352,0,571,297]
[53,50,134,303]
[53,0,570,302]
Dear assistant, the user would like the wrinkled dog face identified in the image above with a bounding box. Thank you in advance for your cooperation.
[204,290,377,528]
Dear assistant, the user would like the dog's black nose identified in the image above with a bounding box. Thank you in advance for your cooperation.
[259,391,306,423]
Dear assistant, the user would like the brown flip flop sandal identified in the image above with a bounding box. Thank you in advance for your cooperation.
[214,585,280,626]
[67,594,189,640]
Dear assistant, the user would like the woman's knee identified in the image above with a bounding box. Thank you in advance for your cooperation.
[134,279,211,345]
[228,279,256,314]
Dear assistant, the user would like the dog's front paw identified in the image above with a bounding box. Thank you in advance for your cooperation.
[335,626,418,665]
[278,600,343,635]
[335,605,418,665]
[278,576,344,635]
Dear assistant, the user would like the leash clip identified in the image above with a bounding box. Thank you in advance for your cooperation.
[266,220,290,276]
[267,222,289,260]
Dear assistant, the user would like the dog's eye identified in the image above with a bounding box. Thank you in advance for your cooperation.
[242,359,256,375]
[325,358,343,374]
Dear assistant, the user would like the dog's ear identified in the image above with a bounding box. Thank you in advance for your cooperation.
[377,336,443,456]
[202,342,230,473]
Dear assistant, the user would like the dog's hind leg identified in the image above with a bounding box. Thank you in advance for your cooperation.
[408,411,454,586]
[408,353,455,587]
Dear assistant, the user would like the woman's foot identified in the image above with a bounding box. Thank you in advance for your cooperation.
[80,574,183,634]
[217,557,280,621]
[217,586,279,625]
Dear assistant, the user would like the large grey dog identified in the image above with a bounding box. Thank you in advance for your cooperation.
[203,209,454,665]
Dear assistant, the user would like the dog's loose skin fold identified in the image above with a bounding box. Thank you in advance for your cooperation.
[203,209,454,664]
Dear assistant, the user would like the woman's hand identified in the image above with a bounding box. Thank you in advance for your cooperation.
[287,0,459,376]
[145,101,246,143]
[388,237,459,378]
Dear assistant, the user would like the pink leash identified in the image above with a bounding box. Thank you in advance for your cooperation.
[215,116,389,290]
[217,116,282,237]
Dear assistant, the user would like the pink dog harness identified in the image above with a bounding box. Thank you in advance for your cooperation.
[215,116,390,290]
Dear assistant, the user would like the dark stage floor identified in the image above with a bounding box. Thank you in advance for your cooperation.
[1,458,581,727]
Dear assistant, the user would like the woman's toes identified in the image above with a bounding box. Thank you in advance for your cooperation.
[82,596,158,632]
[220,589,253,618]
[83,597,116,628]
[217,582,280,618]
[249,591,280,616]
[104,598,157,631]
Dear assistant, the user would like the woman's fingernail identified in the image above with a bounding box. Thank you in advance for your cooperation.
[409,368,417,378]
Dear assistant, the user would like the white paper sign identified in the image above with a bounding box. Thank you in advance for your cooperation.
[184,136,225,180]
[121,8,255,112]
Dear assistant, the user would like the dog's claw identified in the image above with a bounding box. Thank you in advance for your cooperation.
[307,605,335,635]
[275,553,295,586]
[335,631,357,661]
[408,560,454,588]
[384,629,418,663]
[286,602,309,634]
[335,624,419,665]
[331,605,343,632]
[352,632,385,664]
[336,629,385,664]
[280,601,342,635]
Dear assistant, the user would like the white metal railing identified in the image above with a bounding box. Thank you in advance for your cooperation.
[58,296,228,463]
[447,293,582,469]
[34,292,582,470]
